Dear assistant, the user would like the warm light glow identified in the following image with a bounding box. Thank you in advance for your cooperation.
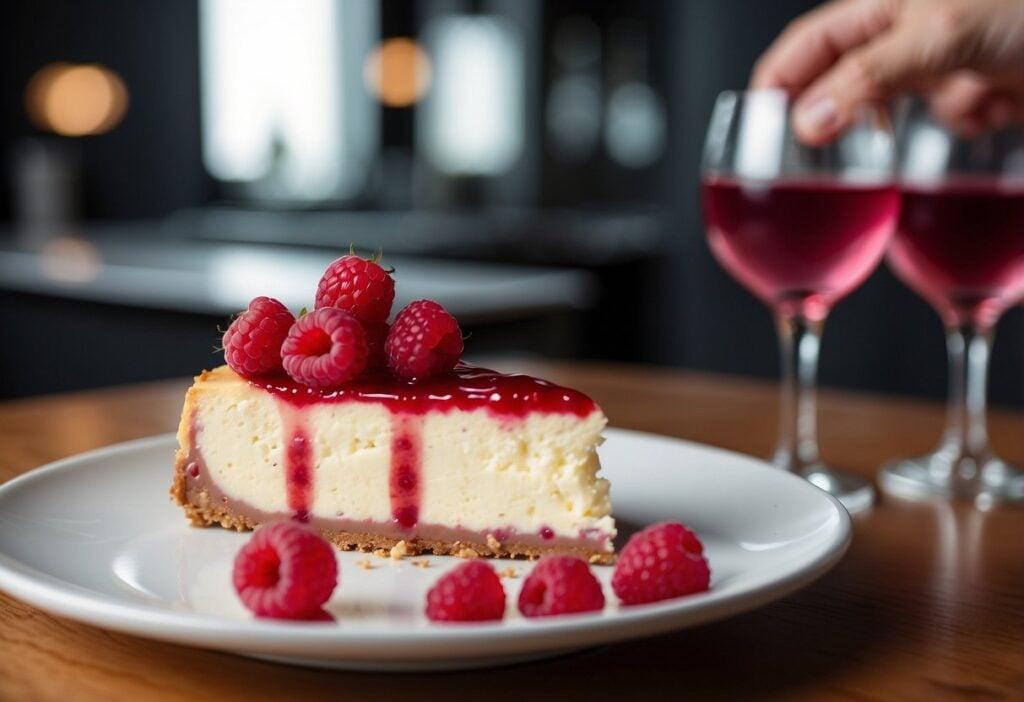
[39,236,102,284]
[26,63,128,137]
[363,37,432,107]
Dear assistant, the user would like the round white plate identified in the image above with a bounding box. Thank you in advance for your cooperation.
[0,429,850,671]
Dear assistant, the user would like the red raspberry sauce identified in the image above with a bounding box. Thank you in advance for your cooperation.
[389,415,422,529]
[251,364,597,418]
[279,405,313,523]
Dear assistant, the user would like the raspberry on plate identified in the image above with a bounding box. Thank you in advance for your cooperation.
[222,297,295,378]
[386,300,463,381]
[315,254,395,325]
[425,560,506,622]
[281,308,368,389]
[612,521,710,606]
[518,555,605,618]
[232,521,338,619]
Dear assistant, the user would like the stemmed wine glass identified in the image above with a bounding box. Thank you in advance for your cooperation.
[881,101,1024,504]
[701,90,899,513]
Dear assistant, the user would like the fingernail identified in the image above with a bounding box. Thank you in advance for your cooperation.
[795,95,838,137]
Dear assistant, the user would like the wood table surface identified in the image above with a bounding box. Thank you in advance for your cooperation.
[0,362,1022,701]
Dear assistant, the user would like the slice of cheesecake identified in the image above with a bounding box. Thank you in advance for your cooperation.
[171,365,616,563]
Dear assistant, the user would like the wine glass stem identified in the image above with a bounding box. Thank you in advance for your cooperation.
[942,322,994,460]
[774,312,824,473]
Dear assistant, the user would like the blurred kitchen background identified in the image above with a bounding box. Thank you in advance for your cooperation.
[1,0,1021,405]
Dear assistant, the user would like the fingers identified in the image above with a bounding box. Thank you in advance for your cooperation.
[751,0,898,92]
[754,0,1024,143]
[929,72,995,135]
[791,14,969,144]
[929,73,1024,134]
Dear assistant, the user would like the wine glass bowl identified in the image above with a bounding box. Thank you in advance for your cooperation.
[888,179,1024,329]
[701,90,899,513]
[880,103,1024,504]
[702,178,898,320]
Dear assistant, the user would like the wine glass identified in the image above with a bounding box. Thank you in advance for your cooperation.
[701,90,899,513]
[881,101,1024,504]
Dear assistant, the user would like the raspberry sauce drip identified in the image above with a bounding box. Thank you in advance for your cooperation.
[389,414,421,530]
[251,364,598,418]
[279,404,313,523]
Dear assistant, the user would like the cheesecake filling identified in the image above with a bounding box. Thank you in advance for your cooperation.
[180,366,615,552]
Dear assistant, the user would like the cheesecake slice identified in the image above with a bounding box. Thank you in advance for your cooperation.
[172,364,616,563]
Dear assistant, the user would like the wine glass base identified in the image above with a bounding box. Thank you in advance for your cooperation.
[796,465,875,514]
[879,454,1024,505]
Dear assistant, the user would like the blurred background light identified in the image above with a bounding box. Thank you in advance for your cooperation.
[208,248,317,310]
[547,76,601,162]
[420,15,524,176]
[547,16,601,163]
[199,0,377,201]
[25,63,128,137]
[38,235,101,284]
[363,37,432,108]
[604,82,664,168]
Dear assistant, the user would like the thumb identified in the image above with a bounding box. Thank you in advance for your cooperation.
[792,23,952,144]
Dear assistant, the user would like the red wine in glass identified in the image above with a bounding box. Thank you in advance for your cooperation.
[887,178,1024,328]
[701,177,900,317]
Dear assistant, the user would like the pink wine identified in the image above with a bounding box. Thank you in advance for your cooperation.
[887,179,1024,327]
[701,178,899,317]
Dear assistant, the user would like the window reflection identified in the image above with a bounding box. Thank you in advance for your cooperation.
[199,0,378,202]
[419,15,525,176]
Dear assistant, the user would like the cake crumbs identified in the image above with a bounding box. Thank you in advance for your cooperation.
[486,534,502,552]
[589,554,604,564]
[498,566,519,579]
[455,546,480,559]
[373,548,390,559]
[356,558,375,570]
[412,559,431,569]
[390,540,410,560]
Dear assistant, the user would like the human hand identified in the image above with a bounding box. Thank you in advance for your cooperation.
[751,0,1024,143]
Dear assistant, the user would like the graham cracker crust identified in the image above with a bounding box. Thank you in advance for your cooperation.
[171,445,615,565]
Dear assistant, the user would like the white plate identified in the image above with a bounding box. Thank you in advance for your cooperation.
[0,429,850,671]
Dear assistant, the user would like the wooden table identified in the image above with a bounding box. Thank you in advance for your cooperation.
[1,362,1022,701]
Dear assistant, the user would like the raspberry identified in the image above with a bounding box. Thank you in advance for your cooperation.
[281,308,368,389]
[425,560,506,622]
[386,300,463,380]
[612,522,710,606]
[517,556,605,618]
[222,297,295,378]
[363,320,390,370]
[314,254,395,324]
[232,522,338,619]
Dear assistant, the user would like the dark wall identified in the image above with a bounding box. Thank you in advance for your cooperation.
[0,0,209,220]
[657,0,1024,407]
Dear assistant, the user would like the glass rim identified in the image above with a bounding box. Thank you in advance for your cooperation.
[710,88,893,122]
[701,89,896,179]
